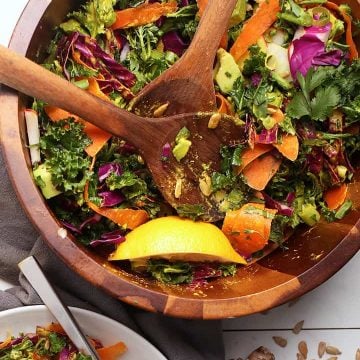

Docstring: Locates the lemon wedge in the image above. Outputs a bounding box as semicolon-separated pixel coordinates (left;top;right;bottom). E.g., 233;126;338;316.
109;216;246;264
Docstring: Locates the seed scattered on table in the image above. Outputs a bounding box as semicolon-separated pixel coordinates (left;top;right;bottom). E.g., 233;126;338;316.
293;320;305;334
296;353;305;360
272;336;287;348
326;357;338;360
356;348;360;360
298;340;308;359
326;345;342;355
246;346;275;360
318;341;326;358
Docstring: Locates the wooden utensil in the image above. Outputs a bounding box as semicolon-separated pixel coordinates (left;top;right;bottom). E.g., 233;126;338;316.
0;45;244;221
130;0;238;116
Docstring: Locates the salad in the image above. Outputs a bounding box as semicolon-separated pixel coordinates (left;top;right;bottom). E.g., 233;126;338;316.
0;323;126;360
28;0;360;286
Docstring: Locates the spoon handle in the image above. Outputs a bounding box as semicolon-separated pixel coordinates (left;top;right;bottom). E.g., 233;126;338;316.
18;256;100;360
0;45;152;143
178;0;238;75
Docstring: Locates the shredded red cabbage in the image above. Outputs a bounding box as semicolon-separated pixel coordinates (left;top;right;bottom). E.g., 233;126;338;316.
90;234;125;247
306;148;324;174
98;190;125;207
256;126;278;144
162;31;188;56
262;192;294;216
98;162;122;182
251;73;262;87
161;142;171;161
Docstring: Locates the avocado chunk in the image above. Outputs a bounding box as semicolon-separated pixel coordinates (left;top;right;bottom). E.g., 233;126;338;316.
299;203;320;226
173;138;192;162
214;48;242;94
229;0;247;27
33;163;62;199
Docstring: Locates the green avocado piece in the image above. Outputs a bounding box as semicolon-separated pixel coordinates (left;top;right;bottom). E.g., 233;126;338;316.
172;138;192;162
214;48;242;94
33;163;62;199
229;0;247;27
299;203;320;226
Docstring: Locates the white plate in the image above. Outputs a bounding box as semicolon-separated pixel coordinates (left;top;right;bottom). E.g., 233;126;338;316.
0;305;167;360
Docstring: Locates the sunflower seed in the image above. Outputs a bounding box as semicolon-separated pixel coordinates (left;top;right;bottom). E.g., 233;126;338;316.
326;345;342;355
356;348;360;360
318;341;326;358
298;341;308;359
293;320;305;334
208;113;222;129
272;336;287;347
153;102;169;117
326;357;338;360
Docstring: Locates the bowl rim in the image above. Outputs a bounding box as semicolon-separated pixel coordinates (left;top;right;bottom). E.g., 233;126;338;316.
0;0;359;320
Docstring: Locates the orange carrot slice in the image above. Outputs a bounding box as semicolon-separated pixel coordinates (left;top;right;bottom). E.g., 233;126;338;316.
235;143;273;174
230;0;281;62
242;153;282;191
45;323;66;335
97;342;127;360
324;183;348;210
271;108;285;124
222;203;277;256
112;2;178;29
84;183;149;229
215;93;233;115
273;134;299;161
325;2;358;61
0;337;12;350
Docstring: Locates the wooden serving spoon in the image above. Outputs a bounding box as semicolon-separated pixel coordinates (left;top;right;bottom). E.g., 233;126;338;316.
130;0;238;116
0;45;244;222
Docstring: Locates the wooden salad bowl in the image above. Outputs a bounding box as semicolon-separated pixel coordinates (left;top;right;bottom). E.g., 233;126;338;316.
0;0;359;319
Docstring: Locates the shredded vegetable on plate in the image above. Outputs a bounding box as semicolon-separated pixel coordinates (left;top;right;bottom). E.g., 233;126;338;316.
0;323;127;360
28;0;360;285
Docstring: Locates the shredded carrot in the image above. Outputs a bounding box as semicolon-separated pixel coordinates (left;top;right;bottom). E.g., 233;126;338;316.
235;143;273;174
271;108;285;124
84;183;149;229
112;1;178;29
97;341;127;360
215;93;233;115
324;183;348;210
325;2;358;61
273;134;299;161
222;203;277;256
45;323;66;335
44;78;112;157
242;153;282;191
230;0;281;62
0;337;12;350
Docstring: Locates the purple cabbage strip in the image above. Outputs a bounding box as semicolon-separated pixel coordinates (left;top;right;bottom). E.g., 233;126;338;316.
193;264;222;280
325;159;340;184
98;162;122;182
57;32;80;80
251;73;262;87
101;229;125;239
161;142;171;161
262;192;294;216
58;347;73;360
285;192;295;205
162;31;188;56
306;148;324;174
256;126;278;144
79;213;102;231
90;235;125;247
98;190;125;207
312;49;343;66
61;220;83;235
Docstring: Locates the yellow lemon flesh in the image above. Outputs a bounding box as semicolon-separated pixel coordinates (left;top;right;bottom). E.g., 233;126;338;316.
109;216;246;264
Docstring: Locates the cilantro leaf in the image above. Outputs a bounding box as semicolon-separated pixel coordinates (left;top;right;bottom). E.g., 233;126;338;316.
286;92;311;118
310;86;340;121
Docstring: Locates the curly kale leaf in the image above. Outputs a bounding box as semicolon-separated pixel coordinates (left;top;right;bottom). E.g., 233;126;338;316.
39;120;92;196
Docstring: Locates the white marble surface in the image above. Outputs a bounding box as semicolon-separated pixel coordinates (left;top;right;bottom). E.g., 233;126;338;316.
1;2;360;359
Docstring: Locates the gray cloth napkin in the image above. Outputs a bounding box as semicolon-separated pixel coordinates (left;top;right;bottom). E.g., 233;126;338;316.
0;150;225;360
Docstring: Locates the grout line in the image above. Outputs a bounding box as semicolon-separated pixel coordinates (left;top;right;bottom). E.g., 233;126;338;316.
223;327;360;332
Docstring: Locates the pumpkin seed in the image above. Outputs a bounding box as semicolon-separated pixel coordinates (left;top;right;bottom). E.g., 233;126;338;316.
272;336;287;348
318;341;326;358
208;113;222;129
153;102;169;117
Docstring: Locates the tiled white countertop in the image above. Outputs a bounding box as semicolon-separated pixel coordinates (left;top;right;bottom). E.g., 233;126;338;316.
1;2;359;359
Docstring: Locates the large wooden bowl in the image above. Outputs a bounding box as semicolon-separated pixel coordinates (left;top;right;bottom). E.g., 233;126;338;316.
1;0;359;319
